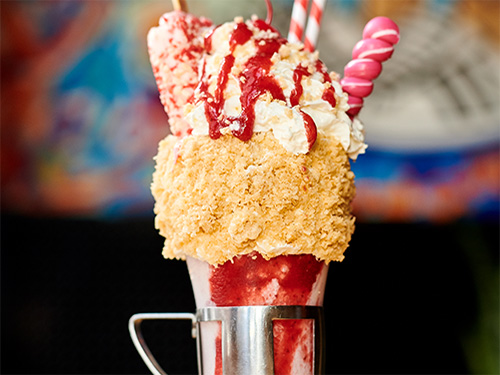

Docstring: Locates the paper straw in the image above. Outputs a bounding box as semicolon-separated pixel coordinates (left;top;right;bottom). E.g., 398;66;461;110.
288;0;309;43
172;0;188;12
304;0;326;51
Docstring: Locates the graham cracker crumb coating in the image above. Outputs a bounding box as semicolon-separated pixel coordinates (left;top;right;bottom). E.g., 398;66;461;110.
152;132;356;265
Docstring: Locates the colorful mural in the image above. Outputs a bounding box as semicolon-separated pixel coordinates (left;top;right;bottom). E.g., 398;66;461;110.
1;1;170;216
1;0;498;221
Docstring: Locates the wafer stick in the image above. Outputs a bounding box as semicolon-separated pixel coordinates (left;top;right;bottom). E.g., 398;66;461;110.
172;0;188;12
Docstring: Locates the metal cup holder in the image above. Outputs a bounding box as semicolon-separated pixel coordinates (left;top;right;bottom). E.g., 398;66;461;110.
129;305;325;375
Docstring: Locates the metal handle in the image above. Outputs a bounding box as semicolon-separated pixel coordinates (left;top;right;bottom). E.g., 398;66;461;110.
129;306;325;375
128;312;197;375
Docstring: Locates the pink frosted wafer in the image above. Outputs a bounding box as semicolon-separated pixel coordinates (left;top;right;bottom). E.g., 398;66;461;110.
147;11;213;137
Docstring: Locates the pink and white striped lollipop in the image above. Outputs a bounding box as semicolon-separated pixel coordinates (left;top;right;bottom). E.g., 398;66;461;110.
344;58;382;80
363;16;400;44
341;16;399;117
352;38;395;61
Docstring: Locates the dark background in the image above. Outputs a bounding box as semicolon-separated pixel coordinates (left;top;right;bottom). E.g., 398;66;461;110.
2;214;497;374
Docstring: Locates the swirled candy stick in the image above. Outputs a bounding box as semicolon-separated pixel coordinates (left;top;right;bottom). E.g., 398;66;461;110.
346;96;364;115
341;16;399;117
344;58;382;80
352;38;395;61
363;16;400;44
341;77;374;98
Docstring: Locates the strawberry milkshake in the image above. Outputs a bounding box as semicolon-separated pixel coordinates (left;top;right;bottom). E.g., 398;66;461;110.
146;7;397;375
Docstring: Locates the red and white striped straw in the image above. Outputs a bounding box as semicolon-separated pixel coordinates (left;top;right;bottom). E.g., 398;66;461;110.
304;0;326;51
288;0;309;43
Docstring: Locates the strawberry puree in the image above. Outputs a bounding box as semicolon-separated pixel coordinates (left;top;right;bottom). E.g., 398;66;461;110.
209;252;324;306
205;252;326;375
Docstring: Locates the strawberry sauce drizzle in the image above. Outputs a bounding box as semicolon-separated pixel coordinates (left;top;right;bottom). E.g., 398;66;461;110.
322;86;337;108
200;21;287;141
301;110;317;149
198;20;326;149
313;60;337;108
290;65;310;107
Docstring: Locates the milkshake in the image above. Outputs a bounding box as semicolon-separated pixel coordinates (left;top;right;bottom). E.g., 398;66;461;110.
147;8;391;374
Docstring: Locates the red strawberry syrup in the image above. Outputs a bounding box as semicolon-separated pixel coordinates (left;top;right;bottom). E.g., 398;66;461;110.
196;19;336;151
208;252;325;374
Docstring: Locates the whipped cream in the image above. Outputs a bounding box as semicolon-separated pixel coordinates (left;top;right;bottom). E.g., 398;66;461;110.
185;17;366;159
149;13;367;159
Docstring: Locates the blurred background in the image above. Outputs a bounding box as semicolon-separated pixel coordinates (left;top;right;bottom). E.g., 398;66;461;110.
1;0;498;374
